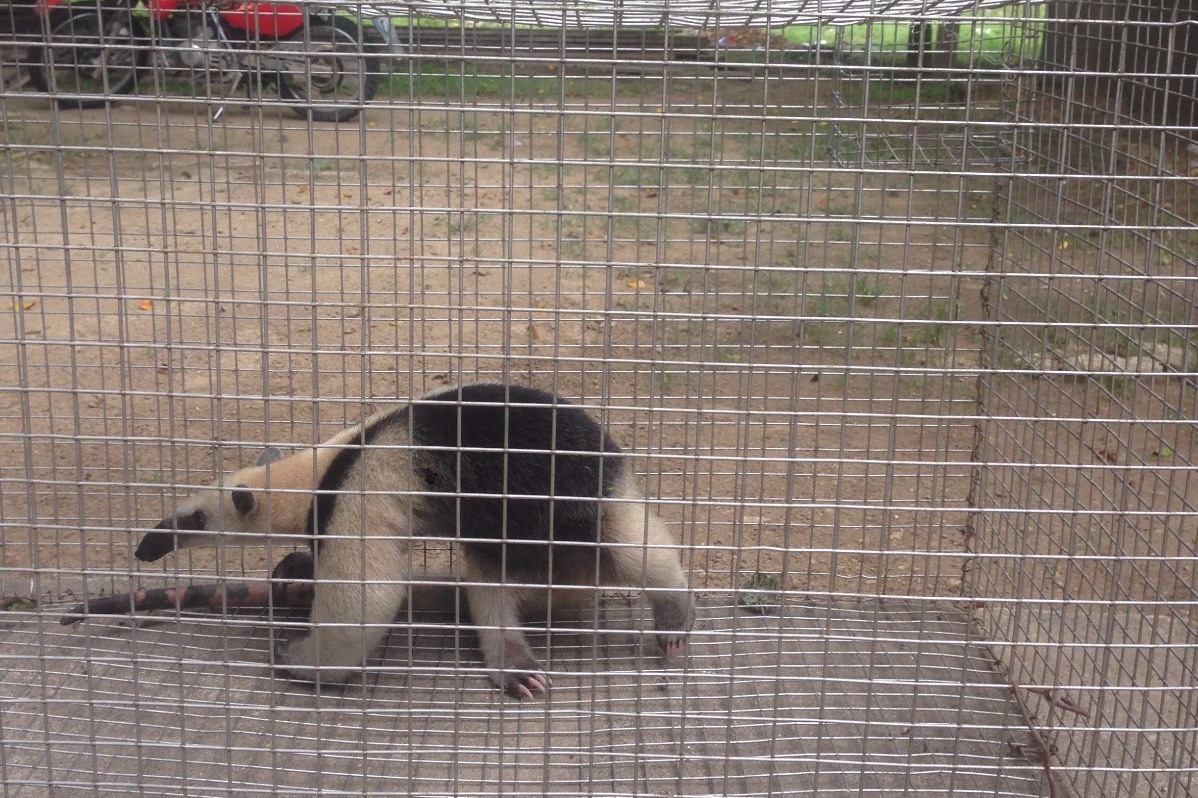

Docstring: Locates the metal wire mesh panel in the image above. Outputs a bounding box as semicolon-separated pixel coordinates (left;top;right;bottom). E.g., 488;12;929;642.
977;2;1198;798
0;0;1187;796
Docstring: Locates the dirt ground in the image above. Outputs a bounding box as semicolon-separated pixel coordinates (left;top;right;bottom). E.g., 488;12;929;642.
4;61;1193;798
1;79;992;605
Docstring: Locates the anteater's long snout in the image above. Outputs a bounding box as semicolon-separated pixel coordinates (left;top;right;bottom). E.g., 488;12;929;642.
134;526;178;562
135;509;207;561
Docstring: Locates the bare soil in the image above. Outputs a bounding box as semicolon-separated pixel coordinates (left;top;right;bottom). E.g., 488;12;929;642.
2;83;991;604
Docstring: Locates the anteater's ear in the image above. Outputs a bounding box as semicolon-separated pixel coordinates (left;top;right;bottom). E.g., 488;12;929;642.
256;447;284;467
231;485;256;516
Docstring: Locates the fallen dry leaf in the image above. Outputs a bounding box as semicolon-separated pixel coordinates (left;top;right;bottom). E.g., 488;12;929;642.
626;278;647;290
138;300;153;311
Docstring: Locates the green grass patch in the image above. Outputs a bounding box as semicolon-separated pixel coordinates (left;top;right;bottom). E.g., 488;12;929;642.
803;273;882;317
278;156;357;177
877;323;901;349
608;164;663;187
379;66;616;102
690;217;747;237
905;299;954;347
751;268;799;316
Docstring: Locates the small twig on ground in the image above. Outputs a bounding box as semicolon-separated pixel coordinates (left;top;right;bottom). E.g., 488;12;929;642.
1020;685;1092;719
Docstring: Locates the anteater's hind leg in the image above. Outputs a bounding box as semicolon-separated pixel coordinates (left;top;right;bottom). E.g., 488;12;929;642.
463;553;551;699
600;490;694;661
274;537;408;684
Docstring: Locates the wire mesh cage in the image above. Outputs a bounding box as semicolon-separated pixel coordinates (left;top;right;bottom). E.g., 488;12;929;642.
977;3;1198;798
0;1;1194;796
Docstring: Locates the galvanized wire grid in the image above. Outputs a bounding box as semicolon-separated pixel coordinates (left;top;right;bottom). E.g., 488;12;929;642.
0;0;1193;796
978;4;1198;798
3;599;1042;796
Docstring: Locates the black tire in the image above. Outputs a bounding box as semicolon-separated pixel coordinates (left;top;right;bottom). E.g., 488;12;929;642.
26;6;145;109
276;15;383;123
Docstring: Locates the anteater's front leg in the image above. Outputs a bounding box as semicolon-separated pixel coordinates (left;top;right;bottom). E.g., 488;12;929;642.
601;487;695;661
274;536;407;684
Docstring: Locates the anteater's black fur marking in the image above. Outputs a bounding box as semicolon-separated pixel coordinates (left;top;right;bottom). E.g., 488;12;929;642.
305;416;388;551
305;384;625;574
409;383;624;574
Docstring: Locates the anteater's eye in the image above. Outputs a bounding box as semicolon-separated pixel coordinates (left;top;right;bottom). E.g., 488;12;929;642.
175;509;207;531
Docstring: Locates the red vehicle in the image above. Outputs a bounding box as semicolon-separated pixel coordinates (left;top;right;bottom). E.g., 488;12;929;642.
27;0;386;122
